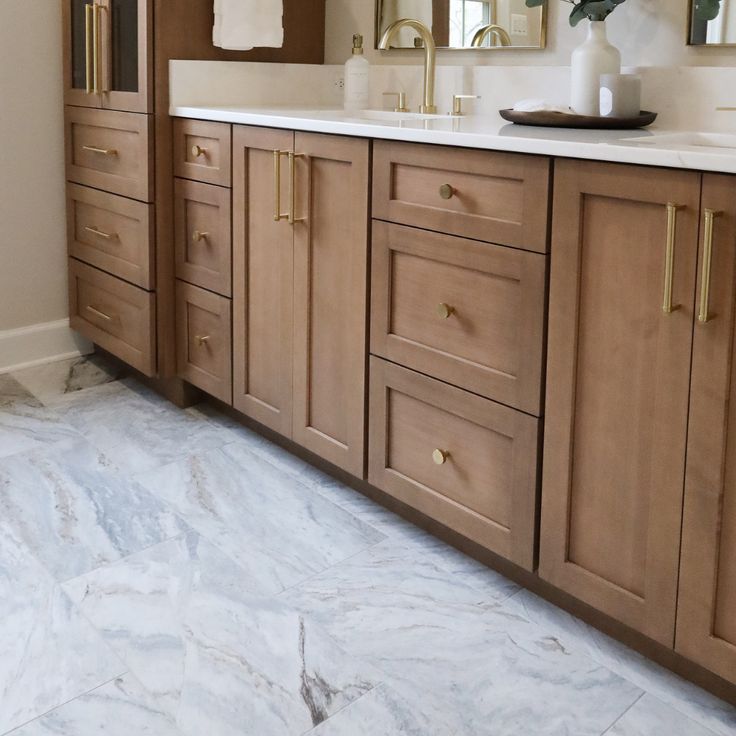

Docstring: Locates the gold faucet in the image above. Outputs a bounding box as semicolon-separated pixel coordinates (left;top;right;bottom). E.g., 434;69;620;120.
471;24;512;47
378;19;437;114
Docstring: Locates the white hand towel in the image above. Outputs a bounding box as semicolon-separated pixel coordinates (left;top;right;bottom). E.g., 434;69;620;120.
513;99;571;114
213;0;284;51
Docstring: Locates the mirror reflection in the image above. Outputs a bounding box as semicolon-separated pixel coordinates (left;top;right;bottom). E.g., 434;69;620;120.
689;0;736;45
375;0;547;49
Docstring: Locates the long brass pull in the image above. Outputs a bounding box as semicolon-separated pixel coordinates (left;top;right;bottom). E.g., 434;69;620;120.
698;209;723;324
288;152;306;226
663;203;684;314
84;226;116;240
86;305;113;322
85;4;94;94
273;150;289;222
82;145;118;156
92;3;100;95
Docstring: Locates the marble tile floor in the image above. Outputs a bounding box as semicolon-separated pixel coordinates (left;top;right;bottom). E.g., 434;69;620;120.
1;354;735;735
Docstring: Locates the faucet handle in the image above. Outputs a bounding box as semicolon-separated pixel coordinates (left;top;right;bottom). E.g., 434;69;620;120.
383;92;410;113
452;94;481;116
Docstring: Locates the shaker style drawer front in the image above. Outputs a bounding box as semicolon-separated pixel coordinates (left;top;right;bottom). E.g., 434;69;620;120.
67;184;154;289
369;358;539;570
174;179;232;296
65;107;153;202
373;140;551;253
174;119;232;187
69;259;156;376
176;281;232;404
371;222;547;415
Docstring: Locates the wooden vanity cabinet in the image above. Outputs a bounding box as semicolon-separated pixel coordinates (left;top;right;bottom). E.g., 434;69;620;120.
232;126;370;476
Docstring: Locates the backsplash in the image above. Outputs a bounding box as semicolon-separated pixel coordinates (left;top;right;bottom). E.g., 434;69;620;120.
171;60;736;132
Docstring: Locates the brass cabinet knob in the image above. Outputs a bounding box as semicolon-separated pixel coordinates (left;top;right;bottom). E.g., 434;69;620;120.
191;144;207;158
196;335;211;346
436;303;455;319
192;230;209;243
439;183;455;200
432;449;450;465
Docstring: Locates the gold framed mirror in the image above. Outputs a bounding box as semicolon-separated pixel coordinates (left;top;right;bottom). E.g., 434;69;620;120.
688;0;736;46
375;0;547;50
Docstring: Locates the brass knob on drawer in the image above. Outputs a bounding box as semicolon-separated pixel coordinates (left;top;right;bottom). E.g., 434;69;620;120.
192;230;209;243
432;449;450;465
436;303;455;319
191;144;208;158
196;335;211;347
439;183;455;200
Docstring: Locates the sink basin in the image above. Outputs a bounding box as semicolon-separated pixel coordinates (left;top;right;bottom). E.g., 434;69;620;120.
333;109;456;123
621;132;736;151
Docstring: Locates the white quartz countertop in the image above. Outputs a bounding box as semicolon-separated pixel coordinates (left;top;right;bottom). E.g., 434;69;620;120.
170;105;736;174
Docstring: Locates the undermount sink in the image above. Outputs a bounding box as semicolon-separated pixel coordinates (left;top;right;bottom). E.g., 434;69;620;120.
621;132;736;151
341;109;455;123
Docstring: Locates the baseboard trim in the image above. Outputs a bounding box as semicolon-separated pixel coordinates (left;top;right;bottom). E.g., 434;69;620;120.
0;319;93;375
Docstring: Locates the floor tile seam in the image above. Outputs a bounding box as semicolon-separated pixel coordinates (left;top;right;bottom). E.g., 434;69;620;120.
0;672;129;736
598;691;647;736
298;682;385;735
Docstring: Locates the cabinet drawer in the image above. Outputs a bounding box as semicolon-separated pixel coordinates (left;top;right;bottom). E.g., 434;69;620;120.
369;358;539;570
176;281;232;404
67;184;154;289
371;222;546;415
65;107;153;202
373;140;550;253
69;259;156;376
175;179;232;296
174;119;232;187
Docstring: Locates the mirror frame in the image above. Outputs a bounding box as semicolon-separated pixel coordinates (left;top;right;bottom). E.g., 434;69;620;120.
687;0;736;47
374;0;548;51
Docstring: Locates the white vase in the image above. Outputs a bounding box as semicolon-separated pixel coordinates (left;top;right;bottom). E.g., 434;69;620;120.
570;21;621;116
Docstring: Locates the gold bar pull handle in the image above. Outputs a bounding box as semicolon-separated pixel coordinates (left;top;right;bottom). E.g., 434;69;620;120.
92;2;100;95
85;4;94;94
82;145;118;156
84;225;116;240
86;305;113;322
273;150;289;222
288;152;306;226
663;203;684;314
698;208;723;324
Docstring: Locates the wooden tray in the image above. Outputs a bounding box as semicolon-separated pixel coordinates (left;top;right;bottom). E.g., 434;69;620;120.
499;109;658;130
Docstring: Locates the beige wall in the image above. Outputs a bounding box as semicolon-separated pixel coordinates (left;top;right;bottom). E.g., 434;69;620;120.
325;0;736;66
0;1;67;332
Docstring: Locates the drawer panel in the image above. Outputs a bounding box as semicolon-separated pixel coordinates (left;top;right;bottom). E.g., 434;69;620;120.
67;184;154;289
69;259;156;376
176;281;232;404
65;107;153;202
371;221;547;415
175;178;232;296
369;358;539;570
373;140;550;252
174;119;232;187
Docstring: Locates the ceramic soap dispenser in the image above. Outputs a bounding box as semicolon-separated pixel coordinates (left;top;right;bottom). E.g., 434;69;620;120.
344;34;370;112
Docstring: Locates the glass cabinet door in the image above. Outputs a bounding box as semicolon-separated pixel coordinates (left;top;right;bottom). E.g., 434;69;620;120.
64;0;102;107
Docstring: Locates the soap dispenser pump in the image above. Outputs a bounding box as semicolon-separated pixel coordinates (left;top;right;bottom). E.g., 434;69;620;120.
344;34;370;112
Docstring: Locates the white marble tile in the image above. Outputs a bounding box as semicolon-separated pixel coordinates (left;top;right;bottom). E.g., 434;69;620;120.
134;442;385;596
12;354;127;405
607;694;720;736
0;438;187;582
281;538;642;735
505;590;736;736
63;534;380;736
0;525;125;734
50;381;237;473
0;374;81;459
307;683;450;736
10;674;182;736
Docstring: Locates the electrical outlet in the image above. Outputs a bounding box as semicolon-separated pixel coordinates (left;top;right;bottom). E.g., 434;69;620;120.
334;77;345;89
511;13;528;36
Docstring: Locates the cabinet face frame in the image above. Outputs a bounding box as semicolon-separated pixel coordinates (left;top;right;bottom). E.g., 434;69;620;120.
677;173;736;684
291;132;370;477
232;125;295;436
540;159;702;645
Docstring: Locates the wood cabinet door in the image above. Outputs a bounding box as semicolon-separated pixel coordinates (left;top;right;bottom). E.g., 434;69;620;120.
292;133;370;476
98;0;152;113
63;0;103;108
677;174;736;683
232;126;295;436
540;160;701;645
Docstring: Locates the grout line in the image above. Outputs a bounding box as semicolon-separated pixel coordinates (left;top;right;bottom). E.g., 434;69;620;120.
599;691;646;736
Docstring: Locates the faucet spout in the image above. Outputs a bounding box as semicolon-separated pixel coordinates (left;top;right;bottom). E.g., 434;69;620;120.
378;19;437;114
471;24;512;47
